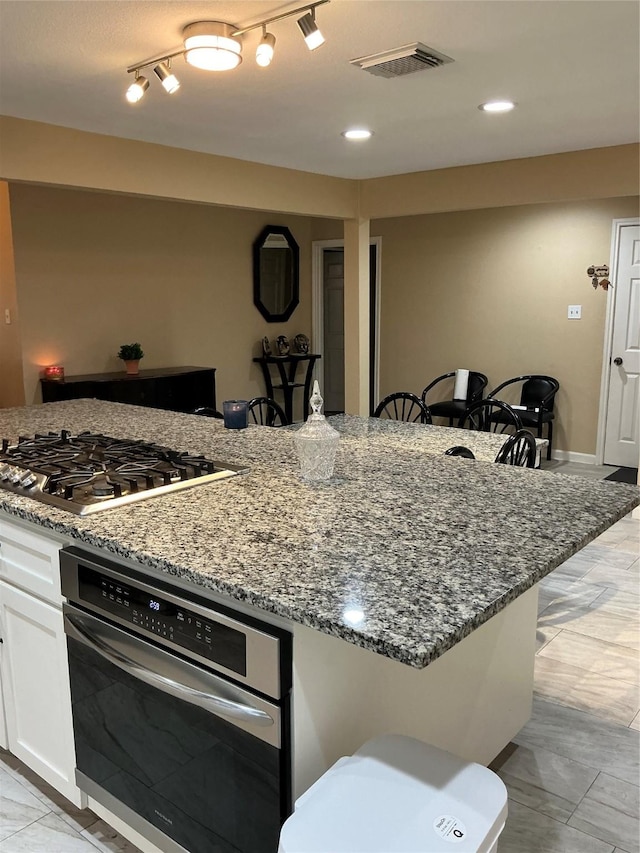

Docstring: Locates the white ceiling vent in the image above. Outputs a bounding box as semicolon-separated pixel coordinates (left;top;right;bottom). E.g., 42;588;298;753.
350;43;453;79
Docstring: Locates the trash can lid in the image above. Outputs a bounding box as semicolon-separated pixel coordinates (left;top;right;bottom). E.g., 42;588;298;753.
279;734;508;853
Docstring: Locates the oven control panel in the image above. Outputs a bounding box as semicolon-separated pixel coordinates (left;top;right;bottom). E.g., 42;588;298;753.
80;566;247;676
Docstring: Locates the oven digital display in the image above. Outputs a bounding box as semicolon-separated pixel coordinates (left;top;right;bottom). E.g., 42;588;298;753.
77;565;247;676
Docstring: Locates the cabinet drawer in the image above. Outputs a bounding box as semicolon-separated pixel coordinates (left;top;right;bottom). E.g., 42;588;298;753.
0;519;64;604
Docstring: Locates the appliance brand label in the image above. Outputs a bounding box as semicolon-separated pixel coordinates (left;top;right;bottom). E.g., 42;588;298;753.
154;809;174;826
433;814;466;842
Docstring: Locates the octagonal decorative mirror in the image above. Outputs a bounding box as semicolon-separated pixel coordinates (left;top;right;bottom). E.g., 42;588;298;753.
253;226;299;322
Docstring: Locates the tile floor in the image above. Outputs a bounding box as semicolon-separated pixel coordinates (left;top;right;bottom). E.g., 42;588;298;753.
0;747;140;852
0;461;637;852
492;458;639;853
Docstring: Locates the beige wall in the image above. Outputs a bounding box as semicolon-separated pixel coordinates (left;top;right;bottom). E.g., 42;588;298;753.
9;184;321;415
0;117;358;219
361;145;639;219
0;182;25;407
375;197;639;454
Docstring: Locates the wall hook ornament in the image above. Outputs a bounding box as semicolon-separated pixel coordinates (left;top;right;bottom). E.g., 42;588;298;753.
587;265;611;290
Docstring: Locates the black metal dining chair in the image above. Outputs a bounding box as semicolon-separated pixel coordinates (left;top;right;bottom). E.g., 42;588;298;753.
458;399;522;433
247;397;289;427
494;429;537;468
190;407;223;418
444;446;476;459
373;392;432;424
487;375;559;460
421;371;488;426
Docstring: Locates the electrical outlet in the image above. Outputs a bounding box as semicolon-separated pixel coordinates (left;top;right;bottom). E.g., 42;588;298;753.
568;305;582;319
4;309;10;325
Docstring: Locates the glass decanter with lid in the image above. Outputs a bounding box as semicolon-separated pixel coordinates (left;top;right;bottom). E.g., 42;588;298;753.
293;381;339;481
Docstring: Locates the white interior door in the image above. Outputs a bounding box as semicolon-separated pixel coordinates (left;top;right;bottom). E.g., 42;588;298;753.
603;222;640;468
312;238;381;416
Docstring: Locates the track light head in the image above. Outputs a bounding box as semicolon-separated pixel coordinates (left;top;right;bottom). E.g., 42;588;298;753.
183;22;243;71
154;61;180;94
297;10;324;50
256;30;276;67
126;73;149;104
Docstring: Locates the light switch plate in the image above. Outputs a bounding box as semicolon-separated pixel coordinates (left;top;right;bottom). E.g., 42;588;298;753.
568;305;582;319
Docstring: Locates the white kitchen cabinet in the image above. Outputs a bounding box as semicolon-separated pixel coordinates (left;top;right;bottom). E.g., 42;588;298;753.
0;641;7;750
0;517;83;807
0;517;64;602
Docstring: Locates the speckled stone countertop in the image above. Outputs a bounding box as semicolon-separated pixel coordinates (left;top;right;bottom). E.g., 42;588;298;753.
0;400;638;669
322;414;548;461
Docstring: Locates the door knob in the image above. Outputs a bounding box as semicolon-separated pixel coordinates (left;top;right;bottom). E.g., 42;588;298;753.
613;357;623;366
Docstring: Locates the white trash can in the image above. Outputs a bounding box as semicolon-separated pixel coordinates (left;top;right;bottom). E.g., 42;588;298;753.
279;734;507;853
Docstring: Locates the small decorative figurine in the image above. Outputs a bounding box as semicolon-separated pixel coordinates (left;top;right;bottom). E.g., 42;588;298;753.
262;336;272;356
293;333;310;354
276;335;290;356
587;264;611;291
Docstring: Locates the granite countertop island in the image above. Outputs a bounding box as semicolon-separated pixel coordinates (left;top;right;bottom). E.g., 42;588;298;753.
0;399;638;670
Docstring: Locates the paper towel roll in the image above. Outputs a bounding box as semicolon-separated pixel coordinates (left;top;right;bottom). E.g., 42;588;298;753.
453;369;469;401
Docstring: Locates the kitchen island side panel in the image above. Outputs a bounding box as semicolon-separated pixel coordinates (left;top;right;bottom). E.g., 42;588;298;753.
291;586;537;798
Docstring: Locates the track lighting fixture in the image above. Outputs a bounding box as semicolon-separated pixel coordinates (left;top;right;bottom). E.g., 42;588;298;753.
125;71;149;104
153;61;180;94
256;28;276;67
124;0;329;103
297;9;325;50
183;22;243;71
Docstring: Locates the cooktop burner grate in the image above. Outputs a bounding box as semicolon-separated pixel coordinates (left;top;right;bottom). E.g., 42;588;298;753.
0;431;248;515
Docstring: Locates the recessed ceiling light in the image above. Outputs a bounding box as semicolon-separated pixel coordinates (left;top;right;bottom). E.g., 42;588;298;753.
478;100;516;113
342;129;373;140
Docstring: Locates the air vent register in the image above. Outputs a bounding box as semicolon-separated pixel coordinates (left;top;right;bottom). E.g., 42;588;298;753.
350;42;454;79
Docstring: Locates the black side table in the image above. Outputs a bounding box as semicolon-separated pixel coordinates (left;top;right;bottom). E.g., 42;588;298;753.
253;354;321;423
40;366;216;413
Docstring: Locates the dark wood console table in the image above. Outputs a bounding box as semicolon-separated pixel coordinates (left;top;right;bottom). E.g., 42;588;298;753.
40;366;216;414
252;354;321;423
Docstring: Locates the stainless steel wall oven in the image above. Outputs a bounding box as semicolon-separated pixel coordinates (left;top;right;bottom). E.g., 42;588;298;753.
60;546;292;853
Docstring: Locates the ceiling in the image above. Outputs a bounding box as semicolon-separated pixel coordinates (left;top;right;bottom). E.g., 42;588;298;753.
0;0;638;180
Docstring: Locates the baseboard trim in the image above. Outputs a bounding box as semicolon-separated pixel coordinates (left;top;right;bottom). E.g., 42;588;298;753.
551;450;597;465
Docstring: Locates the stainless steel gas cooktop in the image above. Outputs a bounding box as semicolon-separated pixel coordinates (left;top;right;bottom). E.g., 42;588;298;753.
0;431;248;515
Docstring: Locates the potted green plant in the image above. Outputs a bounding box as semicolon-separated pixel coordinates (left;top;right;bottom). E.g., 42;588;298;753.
118;343;144;375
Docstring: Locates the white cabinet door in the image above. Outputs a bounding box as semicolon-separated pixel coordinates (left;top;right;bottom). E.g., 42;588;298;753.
0;580;83;806
0;518;66;604
0;637;7;749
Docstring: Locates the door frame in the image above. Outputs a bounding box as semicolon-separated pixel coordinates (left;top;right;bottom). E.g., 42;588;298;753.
311;237;382;411
595;217;640;466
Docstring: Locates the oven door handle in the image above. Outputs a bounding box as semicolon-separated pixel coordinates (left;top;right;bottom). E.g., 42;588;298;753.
65;611;275;728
